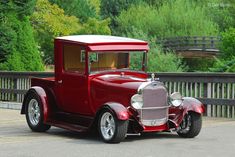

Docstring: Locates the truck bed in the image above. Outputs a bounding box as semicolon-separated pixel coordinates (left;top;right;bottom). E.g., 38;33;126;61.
31;77;55;89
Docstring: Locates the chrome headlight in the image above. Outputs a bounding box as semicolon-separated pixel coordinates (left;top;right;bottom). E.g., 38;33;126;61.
131;94;143;109
170;92;183;107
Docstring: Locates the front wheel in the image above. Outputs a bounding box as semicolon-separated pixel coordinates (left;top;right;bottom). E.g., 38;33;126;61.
177;112;202;138
25;91;51;132
98;109;128;143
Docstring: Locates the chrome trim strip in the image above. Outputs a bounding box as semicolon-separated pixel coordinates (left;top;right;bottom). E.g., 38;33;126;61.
140;106;170;110
141;118;167;126
137;81;152;93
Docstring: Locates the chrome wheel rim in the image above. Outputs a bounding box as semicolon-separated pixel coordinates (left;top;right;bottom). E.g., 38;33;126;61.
28;99;40;126
178;114;191;134
100;112;115;140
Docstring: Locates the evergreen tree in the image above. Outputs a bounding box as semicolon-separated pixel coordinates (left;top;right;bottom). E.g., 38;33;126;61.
0;0;44;71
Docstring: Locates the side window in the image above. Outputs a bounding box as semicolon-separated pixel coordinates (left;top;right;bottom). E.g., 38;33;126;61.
63;44;85;73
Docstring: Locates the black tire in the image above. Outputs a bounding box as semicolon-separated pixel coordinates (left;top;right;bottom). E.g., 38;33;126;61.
25;91;51;132
98;109;128;143
177;112;202;138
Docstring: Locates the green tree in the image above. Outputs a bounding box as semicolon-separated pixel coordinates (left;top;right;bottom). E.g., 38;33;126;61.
210;57;235;72
204;0;235;31
31;0;81;64
148;47;188;72
100;0;142;33
123;28;187;72
0;1;43;71
220;27;235;59
88;0;100;15
49;0;96;22
33;0;111;64
78;18;111;35
210;27;235;72
116;0;219;38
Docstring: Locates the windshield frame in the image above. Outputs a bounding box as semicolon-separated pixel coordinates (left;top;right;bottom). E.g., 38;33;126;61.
87;50;147;74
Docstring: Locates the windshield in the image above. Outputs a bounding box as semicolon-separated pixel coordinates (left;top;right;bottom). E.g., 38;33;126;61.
88;51;147;73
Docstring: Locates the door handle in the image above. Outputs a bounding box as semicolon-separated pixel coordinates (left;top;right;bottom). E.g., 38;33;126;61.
58;80;63;84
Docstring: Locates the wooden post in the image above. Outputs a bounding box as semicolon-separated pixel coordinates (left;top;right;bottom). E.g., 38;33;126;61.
206;83;212;117
232;83;235;118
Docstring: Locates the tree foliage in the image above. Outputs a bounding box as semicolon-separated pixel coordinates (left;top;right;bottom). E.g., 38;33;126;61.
210;57;235;72
116;0;219;38
0;0;234;72
88;0;100;15
220;27;235;59
78;18;111;35
148;47;188;72
49;0;96;22
123;28;187;72
210;27;235;72
31;0;81;64
204;0;235;32
33;0;111;64
100;0;142;32
0;0;43;71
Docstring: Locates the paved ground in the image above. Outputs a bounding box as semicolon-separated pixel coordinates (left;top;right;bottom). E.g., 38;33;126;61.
1;108;235;157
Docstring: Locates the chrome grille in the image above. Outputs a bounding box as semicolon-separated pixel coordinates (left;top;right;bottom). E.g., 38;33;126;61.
140;83;168;126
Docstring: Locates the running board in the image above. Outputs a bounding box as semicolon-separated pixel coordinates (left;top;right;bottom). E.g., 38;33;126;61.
126;133;141;136
46;120;88;132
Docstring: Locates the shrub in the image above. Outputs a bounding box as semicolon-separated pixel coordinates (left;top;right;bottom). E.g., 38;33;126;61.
220;27;235;59
118;26;188;72
210;57;235;72
210;27;235;72
148;47;188;72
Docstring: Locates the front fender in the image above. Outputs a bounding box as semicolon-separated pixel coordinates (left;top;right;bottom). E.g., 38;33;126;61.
182;97;205;115
169;97;204;128
21;86;50;123
103;102;129;120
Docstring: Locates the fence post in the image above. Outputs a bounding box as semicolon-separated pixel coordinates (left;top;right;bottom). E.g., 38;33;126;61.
202;36;206;51
16;78;21;102
205;83;212;117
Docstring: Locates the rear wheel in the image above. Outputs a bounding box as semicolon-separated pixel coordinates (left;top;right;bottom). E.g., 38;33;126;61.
25;91;51;132
98;109;128;143
177;112;202;138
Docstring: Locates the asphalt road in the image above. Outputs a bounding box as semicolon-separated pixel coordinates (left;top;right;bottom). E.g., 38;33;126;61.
1;108;235;157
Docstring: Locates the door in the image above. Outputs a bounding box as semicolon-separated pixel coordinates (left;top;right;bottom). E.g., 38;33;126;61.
57;43;92;115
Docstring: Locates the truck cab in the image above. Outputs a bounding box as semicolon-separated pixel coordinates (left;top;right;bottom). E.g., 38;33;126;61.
21;35;204;143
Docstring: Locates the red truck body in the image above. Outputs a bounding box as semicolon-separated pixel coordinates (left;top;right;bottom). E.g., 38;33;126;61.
21;35;204;143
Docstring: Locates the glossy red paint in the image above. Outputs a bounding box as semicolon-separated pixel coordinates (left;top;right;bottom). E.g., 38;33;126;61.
182;97;205;114
103;103;129;120
89;71;148;113
27;87;50;123
143;124;169;132
168;97;205;127
21;35;204;138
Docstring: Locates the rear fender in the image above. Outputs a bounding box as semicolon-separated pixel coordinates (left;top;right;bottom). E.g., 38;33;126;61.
100;102;129;120
21;86;50;123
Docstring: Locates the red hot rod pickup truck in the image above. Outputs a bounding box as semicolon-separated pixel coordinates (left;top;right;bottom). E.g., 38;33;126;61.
21;35;204;143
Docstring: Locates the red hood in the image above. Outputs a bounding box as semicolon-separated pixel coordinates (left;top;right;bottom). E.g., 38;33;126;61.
92;74;147;90
90;72;148;109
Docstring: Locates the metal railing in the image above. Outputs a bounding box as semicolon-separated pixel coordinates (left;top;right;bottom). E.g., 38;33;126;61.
0;71;235;118
157;36;221;53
